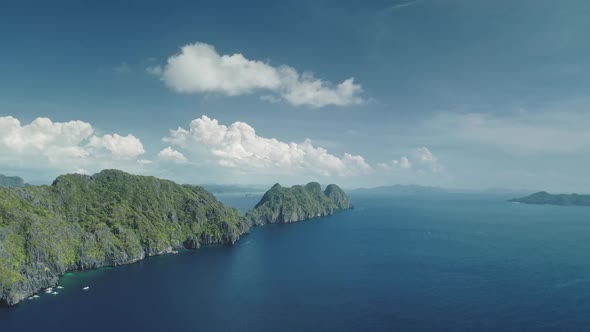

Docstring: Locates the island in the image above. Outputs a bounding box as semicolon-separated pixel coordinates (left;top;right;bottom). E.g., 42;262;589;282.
245;182;352;225
0;175;25;188
351;184;447;195
509;191;590;206
0;170;352;306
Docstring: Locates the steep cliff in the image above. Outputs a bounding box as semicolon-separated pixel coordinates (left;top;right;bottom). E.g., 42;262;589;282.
0;173;352;306
0;170;245;305
245;182;352;225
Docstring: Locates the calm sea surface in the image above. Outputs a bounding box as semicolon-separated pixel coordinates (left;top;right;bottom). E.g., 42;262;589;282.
3;193;590;331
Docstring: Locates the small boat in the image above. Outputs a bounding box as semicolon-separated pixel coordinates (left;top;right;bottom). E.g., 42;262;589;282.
83;286;90;290
57;286;64;289
44;288;53;293
52;292;59;295
33;295;40;298
28;297;34;300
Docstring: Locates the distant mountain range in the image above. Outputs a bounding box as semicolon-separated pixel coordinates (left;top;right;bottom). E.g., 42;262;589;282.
509;191;590;206
351;184;448;195
198;184;267;194
351;184;534;196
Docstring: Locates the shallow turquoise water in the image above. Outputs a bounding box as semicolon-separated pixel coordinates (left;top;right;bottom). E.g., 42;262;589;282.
3;193;590;331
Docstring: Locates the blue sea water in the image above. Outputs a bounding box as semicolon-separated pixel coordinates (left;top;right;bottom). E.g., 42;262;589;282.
3;193;590;331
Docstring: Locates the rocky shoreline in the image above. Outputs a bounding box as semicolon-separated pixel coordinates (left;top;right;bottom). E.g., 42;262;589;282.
0;171;352;306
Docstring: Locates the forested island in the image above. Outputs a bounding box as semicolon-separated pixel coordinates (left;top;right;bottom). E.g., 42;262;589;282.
0;175;24;188
509;191;590;206
0;170;351;306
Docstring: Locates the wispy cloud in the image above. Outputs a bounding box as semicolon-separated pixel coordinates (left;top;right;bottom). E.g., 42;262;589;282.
383;0;420;13
429;110;590;154
113;62;131;74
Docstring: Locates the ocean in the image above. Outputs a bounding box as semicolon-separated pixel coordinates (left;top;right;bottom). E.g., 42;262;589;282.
3;193;590;331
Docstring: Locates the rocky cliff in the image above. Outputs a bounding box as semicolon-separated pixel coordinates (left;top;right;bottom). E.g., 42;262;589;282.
245;182;352;225
0;170;246;306
0;173;352;306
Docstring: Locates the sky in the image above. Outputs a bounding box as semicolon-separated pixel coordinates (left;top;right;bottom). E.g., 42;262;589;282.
1;0;590;191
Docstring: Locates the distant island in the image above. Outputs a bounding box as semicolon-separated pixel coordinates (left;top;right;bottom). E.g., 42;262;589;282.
199;184;266;194
246;182;352;224
352;184;534;196
0;174;25;188
0;170;351;306
509;191;590;206
352;184;448;195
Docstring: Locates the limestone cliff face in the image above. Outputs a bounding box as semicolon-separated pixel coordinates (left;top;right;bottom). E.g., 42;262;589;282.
245;182;352;225
0;173;351;306
0;170;246;306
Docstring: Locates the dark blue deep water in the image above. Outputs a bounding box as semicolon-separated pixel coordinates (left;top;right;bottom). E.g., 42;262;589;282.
3;193;590;331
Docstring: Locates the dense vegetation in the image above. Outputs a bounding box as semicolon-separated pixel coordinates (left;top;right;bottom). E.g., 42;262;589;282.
0;175;24;188
0;170;245;305
0;171;352;306
510;191;590;206
245;182;352;224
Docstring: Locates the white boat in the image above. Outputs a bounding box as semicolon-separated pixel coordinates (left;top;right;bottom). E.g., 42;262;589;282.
28;297;33;300
57;286;64;289
83;286;90;290
44;288;53;293
52;292;58;295
33;295;40;298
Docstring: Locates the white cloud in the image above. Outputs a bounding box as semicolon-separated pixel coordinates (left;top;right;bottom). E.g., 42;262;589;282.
75;168;90;175
151;42;364;108
416;147;436;162
377;156;412;171
163;115;371;176
158;147;187;163
414;147;443;172
378;148;443;173
278;68;364;108
0;116;146;172
88;134;145;159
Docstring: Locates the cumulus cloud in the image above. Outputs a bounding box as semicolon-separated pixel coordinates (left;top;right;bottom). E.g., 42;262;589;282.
158;147;187;163
377;156;412;171
88;134;145;159
163;115;371;176
0;116;146;171
414;147;443;172
150;42;364;108
379;148;443;173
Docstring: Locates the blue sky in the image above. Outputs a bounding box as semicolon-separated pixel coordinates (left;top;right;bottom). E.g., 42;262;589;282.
1;0;589;191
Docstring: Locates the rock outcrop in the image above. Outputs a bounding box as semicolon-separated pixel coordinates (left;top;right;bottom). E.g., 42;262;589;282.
0;173;352;306
0;170;245;305
245;182;352;225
